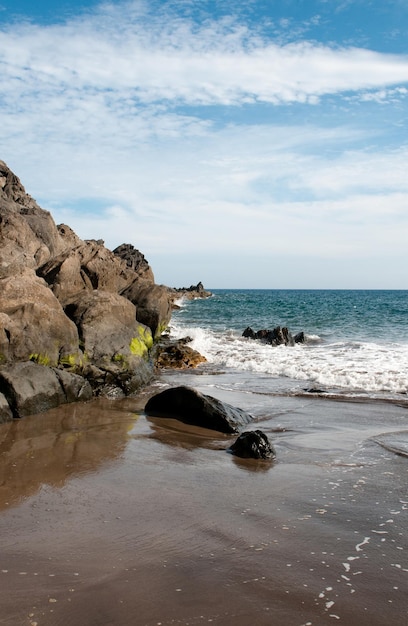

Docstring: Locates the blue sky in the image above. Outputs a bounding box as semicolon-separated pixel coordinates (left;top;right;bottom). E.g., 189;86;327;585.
1;1;408;288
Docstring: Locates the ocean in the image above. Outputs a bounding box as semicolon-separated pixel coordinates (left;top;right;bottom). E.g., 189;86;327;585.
170;289;408;400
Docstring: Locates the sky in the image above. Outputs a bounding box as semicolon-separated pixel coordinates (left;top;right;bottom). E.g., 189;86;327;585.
1;1;408;289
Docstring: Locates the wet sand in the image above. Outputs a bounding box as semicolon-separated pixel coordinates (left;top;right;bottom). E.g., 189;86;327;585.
1;376;408;626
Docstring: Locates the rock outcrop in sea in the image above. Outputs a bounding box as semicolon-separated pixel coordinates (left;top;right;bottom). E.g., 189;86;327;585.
243;326;305;346
0;160;209;421
171;281;212;300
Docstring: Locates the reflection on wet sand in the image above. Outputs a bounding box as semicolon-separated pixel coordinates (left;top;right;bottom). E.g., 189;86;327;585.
146;417;276;472
146;415;232;451
0;399;142;511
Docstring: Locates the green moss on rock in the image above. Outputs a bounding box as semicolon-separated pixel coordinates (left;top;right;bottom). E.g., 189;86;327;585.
155;322;169;339
129;337;148;358
29;353;53;366
139;325;154;349
129;325;154;359
59;353;83;369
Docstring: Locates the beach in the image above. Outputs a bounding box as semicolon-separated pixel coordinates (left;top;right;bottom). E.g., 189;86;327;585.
1;368;407;626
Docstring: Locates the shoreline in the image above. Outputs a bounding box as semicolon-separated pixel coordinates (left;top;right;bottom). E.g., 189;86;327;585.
1;375;408;625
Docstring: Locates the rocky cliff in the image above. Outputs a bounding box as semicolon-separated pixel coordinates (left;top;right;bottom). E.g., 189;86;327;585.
0;160;177;420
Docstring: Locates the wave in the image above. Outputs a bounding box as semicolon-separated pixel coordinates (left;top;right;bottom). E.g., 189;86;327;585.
169;322;408;397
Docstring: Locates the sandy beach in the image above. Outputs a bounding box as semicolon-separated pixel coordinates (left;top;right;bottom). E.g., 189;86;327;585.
1;372;408;626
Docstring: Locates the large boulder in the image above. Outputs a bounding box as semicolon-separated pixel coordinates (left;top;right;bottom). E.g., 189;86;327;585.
0;267;80;366
121;281;173;339
0;361;92;418
64;290;153;365
144;386;253;434
64;290;154;394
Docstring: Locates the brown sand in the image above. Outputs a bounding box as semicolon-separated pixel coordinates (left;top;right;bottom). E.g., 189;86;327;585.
0;382;407;626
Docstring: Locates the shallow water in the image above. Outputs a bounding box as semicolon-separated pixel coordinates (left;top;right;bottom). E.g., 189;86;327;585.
171;289;408;398
1;372;407;626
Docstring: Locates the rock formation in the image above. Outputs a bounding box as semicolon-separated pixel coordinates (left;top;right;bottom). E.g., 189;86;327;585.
243;326;305;346
0;361;92;420
170;281;212;301
0;159;182;418
144;385;253;434
153;337;207;369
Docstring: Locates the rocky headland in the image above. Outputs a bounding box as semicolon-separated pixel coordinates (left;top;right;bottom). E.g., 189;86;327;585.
0;160;209;421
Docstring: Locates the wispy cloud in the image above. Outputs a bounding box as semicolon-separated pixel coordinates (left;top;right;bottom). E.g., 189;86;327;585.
1;0;407;287
2;2;408;110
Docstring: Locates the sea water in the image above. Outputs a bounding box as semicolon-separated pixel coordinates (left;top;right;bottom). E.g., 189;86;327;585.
170;289;408;399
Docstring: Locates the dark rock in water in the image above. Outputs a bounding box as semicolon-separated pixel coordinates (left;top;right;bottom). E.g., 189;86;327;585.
242;326;256;339
294;331;305;344
304;387;326;394
243;326;295;346
171;281;212;301
228;430;276;460
144;385;253;434
243;326;306;346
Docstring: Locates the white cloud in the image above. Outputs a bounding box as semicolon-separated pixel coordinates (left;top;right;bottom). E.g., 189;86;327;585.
1;0;408;287
35;123;408;262
1;3;408;112
356;86;408;103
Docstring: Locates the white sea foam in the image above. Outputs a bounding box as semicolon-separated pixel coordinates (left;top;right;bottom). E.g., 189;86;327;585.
170;322;408;396
172;296;187;308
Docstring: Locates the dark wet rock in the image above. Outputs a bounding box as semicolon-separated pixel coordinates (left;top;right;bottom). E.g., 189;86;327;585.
0;361;92;418
83;359;153;397
53;368;93;404
144;385;253;434
242;326;256;339
294;331;305;344
243;326;305;346
304;387;327;394
228;430;276;460
243;326;295;346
